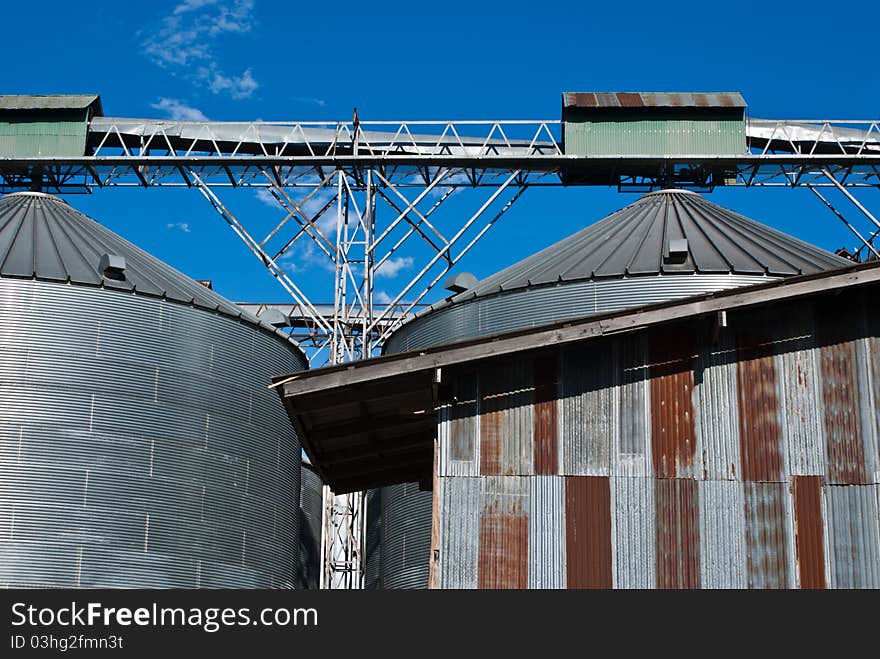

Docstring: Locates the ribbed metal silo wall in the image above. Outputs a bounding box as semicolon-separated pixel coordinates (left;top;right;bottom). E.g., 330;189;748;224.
0;278;306;588
298;463;323;589
364;483;433;589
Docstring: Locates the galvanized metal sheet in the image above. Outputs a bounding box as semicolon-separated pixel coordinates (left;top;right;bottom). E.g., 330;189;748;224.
792;475;827;589
824;484;880;588
562;92;747;109
612;477;656;588
698;480;746;588
528;476;565;589
479;360;533;476
561;344;614;476
695;336;740;481
479;476;529;589
654;478;700;588
438;476;480;589
439;372;479;477
743;481;793;588
0;276;305;589
532;354;559;475
615;335;651;478
565;476;612;588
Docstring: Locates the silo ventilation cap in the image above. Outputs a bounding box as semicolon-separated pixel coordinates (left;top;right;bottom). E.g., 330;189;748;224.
665;239;689;264
99;253;127;280
444;272;478;294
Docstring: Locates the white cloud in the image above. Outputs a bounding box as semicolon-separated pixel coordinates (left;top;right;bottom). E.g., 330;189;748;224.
292;96;327;107
256;187;339;238
142;0;258;99
150;98;208;121
166;222;192;233
374;290;393;305
376;256;414;279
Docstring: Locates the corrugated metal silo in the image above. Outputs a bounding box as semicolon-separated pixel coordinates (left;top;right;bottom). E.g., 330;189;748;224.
0;191;307;588
298;461;323;589
373;189;851;589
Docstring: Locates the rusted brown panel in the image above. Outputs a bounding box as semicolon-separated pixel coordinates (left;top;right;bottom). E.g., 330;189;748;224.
793;475;827;589
816;309;867;484
450;373;478;463
743;482;791;588
563;92;597;108
478;513;528;589
564;476;612;588
736;337;784;482
616;92;644;108
654;478;700;589
533;353;558;475
479;367;503;476
649;327;697;479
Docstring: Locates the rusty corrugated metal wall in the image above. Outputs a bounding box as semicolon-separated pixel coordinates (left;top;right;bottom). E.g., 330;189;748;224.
434;287;880;588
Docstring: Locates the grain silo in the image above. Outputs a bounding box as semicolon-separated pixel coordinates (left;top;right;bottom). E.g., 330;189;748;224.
360;189;856;589
298;461;323;589
0;191;307;588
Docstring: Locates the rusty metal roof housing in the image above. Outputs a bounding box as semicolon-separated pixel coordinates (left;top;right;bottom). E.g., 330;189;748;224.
275;260;880;493
0;94;103;115
563;92;746;109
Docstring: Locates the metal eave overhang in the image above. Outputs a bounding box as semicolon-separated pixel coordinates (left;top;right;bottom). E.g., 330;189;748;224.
274;260;880;493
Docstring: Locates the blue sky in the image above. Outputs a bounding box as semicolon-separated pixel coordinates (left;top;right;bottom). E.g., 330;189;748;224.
2;0;878;304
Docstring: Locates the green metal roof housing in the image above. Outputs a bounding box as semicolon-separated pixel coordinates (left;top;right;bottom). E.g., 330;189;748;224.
0;94;102;158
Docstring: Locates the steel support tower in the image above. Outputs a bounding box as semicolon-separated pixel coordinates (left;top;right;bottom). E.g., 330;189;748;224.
2;114;879;589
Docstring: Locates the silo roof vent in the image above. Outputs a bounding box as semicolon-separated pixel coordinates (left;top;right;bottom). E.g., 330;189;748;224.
444;272;478;294
99;253;126;280
665;238;689;265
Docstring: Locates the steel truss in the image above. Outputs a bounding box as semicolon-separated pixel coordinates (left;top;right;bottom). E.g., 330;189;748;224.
2;116;880;589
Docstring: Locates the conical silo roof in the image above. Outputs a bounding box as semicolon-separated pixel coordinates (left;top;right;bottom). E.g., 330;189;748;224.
454;189;850;302
0;191;282;334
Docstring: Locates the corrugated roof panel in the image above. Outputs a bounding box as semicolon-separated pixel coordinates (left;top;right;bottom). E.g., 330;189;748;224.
825;484;880;588
0;94;102;113
563;92;747;109
0;192;292;340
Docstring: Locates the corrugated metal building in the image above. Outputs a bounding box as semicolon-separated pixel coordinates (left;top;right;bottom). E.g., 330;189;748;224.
277;193;879;589
0;95;102;157
0;191;308;588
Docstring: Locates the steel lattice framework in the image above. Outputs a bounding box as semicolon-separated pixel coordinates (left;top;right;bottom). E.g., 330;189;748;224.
1;115;879;589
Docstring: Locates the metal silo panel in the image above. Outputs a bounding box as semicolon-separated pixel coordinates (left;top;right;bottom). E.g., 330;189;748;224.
792;476;827;588
743;481;793;588
479;361;533;476
615;335;651;478
564;476;612;588
438;476;479;589
654;478;700;589
478;476;528;589
649;329;698;480
379;481;433;589
528;476;565;589
824;485;880;588
0;277;305;589
694;336;740;481
299;465;324;589
560;344;614;476
613;477;655;589
698;480;746;588
439;372;479;477
364;488;382;590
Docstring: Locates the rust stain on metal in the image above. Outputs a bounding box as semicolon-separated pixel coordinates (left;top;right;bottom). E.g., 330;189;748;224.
478;505;528;589
736;337;784;482
744;482;790;588
479;368;503;476
654;478;700;589
533;353;558;475
817;309;867;485
649;327;697;479
564;476;612;588
616;92;644;108
793;475;827;589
